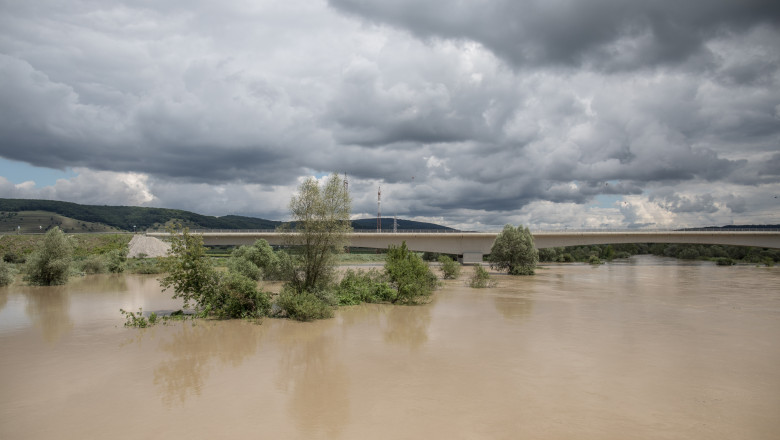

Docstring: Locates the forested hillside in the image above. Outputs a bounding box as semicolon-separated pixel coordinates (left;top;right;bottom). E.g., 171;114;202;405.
0;198;455;232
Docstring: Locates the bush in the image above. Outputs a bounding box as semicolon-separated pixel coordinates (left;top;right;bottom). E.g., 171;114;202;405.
80;255;108;274
588;255;603;265
23;227;73;285
715;257;736;266
127;257;164;274
0;260;15;286
385;242;438;304
438;255;461;279
210;272;271;319
227;255;262;281
469;265;493;288
422;251;441;262
275;285;334;321
336;269;395;305
105;248;127;273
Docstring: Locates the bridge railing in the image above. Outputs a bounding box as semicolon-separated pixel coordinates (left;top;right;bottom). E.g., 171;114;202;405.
146;227;780;234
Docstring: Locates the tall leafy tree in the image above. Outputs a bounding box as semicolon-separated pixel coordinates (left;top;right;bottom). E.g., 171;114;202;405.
280;173;352;293
488;224;539;275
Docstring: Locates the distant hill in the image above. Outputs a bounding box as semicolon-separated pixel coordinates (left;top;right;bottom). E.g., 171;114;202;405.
0;198;454;232
352;218;456;231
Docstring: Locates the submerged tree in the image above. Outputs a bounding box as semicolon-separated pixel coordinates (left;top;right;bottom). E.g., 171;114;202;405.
487;224;539;275
23;227;73;285
279;173;352;293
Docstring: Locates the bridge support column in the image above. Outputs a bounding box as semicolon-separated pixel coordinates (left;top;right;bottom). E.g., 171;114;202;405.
461;252;484;265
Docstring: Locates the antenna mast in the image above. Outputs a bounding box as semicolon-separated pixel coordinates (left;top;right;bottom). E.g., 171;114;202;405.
377;186;382;232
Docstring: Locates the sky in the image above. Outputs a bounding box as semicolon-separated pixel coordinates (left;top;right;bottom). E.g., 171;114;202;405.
0;0;778;230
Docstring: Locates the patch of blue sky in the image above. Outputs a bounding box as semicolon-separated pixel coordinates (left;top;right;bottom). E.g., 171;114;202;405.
0;158;77;187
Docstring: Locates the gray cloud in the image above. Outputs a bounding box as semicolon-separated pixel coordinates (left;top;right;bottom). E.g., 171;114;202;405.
328;0;780;71
0;0;778;229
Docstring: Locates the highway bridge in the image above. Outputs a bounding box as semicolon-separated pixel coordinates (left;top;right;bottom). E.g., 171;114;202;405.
147;229;780;264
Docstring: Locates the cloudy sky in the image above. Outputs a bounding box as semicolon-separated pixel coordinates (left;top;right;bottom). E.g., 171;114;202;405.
1;0;778;230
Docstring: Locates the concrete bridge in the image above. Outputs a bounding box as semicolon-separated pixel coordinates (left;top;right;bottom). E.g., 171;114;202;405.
147;229;780;264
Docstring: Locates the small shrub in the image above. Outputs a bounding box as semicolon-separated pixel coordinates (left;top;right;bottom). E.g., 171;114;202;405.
438;255;461;279
80;255;108;274
469;265;494;288
715;257;736;266
422;252;441;262
106;248;127;273
336;269;395;305
120;308;150;328
275;286;334;321
210;272;271;319
0;260;15;286
588;255;603;265
385;242;438;304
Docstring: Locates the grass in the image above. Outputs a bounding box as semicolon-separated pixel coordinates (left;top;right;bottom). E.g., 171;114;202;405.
0;233;132;261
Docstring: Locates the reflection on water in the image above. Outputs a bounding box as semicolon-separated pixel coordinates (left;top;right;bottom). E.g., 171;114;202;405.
276;320;350;438
24;286;73;343
382;304;431;349
1;259;780;439
153;321;265;406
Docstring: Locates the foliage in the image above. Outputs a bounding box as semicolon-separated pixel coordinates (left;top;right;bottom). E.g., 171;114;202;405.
79;254;107;274
227;255;262;281
488;224;539;275
384;242;438;304
23;227;73;285
120;308;152;328
0;259;15;286
335;269;395;305
469;265;494;288
126;257;164;274
159;226;220;309
588;255;603;265
422;251;441;261
715;257;736;266
158;226;271;319
3;252;25;264
105;248;127;273
226;239;281;281
274;285;334;321
209;272;271;319
438;255;461;279
280;173;352;293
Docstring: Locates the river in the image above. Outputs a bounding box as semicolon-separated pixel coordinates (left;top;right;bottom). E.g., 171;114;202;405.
1;256;779;439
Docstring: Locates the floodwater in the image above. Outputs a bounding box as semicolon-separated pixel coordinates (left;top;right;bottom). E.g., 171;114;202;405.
1;256;779;439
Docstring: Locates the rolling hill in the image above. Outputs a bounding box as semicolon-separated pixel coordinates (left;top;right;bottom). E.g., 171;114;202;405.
0;198;455;233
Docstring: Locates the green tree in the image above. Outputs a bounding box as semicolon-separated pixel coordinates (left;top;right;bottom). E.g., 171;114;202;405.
23;227;73;285
159;226;220;309
280;173;352;293
385;242;438;304
0;259;15;286
487;224;539;275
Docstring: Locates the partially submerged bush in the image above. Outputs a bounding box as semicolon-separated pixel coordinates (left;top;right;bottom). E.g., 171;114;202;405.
209;272;271;319
469;265;494;288
385;242;438;304
715;257;736;266
275;285;334;321
336;268;395;305
227;255;262;281
438;255;461;279
23;227;73;285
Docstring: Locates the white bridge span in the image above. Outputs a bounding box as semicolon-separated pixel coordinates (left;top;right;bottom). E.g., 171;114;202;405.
147;230;780;264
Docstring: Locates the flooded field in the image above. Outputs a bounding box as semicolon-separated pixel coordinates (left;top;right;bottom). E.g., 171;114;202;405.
1;256;779;439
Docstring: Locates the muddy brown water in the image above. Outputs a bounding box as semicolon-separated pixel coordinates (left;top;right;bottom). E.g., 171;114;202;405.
1;256;779;439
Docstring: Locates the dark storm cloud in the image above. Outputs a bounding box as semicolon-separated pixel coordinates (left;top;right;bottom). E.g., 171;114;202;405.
328;0;780;71
0;0;778;228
